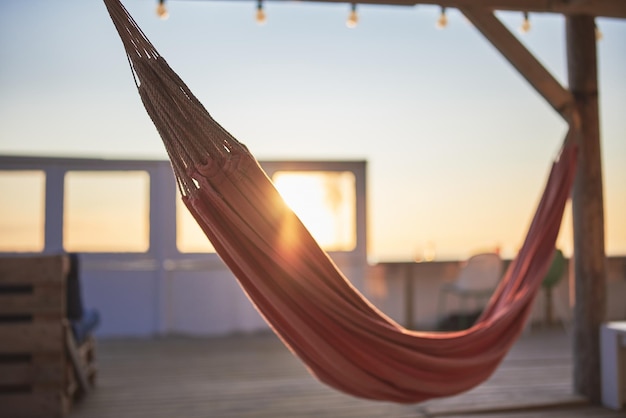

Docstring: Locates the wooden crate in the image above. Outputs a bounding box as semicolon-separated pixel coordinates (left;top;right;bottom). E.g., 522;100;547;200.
0;255;96;418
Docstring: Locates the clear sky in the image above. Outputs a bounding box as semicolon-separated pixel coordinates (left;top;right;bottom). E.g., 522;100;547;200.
1;0;624;261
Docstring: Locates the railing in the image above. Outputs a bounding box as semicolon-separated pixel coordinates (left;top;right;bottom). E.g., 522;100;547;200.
368;256;626;331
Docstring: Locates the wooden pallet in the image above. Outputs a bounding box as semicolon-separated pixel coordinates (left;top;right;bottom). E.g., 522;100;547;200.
0;255;97;418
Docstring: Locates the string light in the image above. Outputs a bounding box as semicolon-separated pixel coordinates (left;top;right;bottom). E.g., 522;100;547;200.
435;7;448;29
156;0;169;20
595;23;603;41
346;4;358;29
256;0;267;25
519;12;531;34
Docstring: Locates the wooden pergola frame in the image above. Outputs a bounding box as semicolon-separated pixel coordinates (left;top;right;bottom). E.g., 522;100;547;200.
276;0;626;18
176;0;625;404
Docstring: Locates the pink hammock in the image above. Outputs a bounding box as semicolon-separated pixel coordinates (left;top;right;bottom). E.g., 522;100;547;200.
104;0;578;403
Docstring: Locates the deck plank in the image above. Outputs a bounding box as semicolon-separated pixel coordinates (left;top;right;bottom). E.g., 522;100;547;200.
68;330;623;418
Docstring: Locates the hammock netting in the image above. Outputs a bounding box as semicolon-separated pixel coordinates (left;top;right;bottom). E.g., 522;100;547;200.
104;0;578;404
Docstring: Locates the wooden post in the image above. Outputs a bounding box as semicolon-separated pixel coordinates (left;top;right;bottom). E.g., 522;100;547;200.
566;15;607;404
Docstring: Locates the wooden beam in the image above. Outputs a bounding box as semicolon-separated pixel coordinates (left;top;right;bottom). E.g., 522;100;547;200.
459;7;574;121
222;0;626;19
566;14;606;405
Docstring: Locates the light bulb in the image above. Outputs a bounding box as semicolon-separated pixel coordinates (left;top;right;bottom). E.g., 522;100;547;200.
346;5;358;29
256;8;266;24
520;12;531;34
595;24;603;41
436;7;447;29
156;0;169;20
256;1;267;25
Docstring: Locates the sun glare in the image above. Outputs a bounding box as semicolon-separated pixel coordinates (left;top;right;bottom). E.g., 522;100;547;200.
273;171;356;251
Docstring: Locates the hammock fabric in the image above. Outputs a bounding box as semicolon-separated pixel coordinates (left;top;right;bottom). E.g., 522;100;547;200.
104;0;578;404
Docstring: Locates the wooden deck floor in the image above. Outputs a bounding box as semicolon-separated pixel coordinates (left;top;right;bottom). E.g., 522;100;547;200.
69;329;622;418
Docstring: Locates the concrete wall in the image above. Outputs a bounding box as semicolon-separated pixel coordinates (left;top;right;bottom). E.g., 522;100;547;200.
79;254;368;337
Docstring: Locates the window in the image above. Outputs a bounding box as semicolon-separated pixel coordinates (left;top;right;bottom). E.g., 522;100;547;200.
273;171;356;251
176;193;216;253
0;171;45;252
176;170;357;253
63;171;150;252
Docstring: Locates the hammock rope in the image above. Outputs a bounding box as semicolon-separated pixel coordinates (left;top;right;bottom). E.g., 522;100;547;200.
103;0;578;403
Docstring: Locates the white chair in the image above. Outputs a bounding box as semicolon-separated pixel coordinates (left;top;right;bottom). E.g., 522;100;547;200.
438;253;503;329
